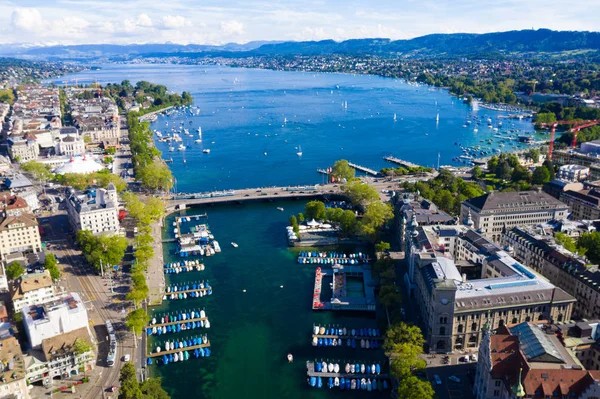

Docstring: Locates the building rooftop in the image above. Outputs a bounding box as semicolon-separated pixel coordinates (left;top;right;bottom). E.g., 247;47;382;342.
11;270;52;303
464;190;568;212
40;327;92;362
4;173;33;190
0;336;27;385
0;212;38;231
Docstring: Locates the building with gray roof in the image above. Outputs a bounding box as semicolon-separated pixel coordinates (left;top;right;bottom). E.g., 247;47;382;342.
405;219;575;354
65;184;119;235
460;190;569;242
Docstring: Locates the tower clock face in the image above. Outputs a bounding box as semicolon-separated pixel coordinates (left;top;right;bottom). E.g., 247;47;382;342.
441;298;449;305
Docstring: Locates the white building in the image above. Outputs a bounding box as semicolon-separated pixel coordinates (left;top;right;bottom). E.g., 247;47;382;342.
581;140;600;155
558;164;590;182
10;270;55;311
0;212;42;261
65;184;119;235
0;263;8;293
55;135;85;157
22;292;91;350
460;191;569;242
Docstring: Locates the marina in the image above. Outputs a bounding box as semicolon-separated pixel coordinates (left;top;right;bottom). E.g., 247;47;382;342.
306;361;390;391
383;155;421;169
312;265;377;312
163;260;205;274
297;251;370;265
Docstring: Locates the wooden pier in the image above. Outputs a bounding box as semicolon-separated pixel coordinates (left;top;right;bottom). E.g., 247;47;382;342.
313;334;384;342
149;317;208;328
383;156;420;169
148;341;211;358
348;162;379;176
306;361;388;379
165;287;211;295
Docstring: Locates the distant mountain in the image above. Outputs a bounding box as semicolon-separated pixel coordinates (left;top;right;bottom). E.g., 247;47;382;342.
2;29;600;59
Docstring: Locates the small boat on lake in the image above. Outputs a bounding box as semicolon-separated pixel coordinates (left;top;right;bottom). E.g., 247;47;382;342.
231;242;238;248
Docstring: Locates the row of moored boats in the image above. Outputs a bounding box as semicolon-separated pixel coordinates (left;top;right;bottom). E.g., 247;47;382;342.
309;376;388;391
313;326;382;338
313;337;380;349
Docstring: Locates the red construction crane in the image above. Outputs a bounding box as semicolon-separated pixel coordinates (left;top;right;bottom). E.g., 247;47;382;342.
546;120;600;160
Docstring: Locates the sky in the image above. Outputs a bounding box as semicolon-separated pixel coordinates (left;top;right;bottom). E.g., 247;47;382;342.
0;0;599;46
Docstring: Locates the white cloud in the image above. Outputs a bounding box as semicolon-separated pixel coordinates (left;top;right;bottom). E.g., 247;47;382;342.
136;13;153;27
160;15;191;30
11;8;43;32
220;20;244;36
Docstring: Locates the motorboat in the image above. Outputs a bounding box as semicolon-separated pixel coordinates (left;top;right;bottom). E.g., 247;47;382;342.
287;353;293;363
203;149;211;154
277;207;284;211
231;242;238;248
178;144;186;151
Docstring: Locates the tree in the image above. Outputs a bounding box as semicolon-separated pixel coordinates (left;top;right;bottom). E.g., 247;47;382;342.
296;213;305;223
375;241;391;253
331;159;355;181
125;308;149;348
140;378;171;399
472;165;482;179
526;148;540;164
555;232;586;256
390;343;427;378
542;159;556;180
384;322;425;352
304;201;326;221
20;160;53;182
338;210;357;235
358;202;393;241
118;362;142;399
73;338;93;376
511;164;531;183
532;166;551;185
578;232;600;264
379;285;400;309
433;189;454;212
76;231;128;274
396;376;435;399
44;253;61;280
534;112;557;125
6;261;24;280
342;180;379;205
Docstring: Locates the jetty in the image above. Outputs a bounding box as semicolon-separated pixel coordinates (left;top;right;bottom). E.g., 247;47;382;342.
150;316;208;329
348;162;379;176
313;334;383;342
312;265;377;312
383;156;420;169
306;361;389;380
165;287;211;296
148;341;211;358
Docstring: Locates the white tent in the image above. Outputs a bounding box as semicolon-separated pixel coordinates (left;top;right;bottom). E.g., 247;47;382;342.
307;219;320;227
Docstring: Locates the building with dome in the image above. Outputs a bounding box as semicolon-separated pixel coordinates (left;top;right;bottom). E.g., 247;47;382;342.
54;156;105;175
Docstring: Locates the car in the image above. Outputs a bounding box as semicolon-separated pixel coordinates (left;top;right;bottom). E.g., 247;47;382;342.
449;376;461;383
107;386;118;392
123;354;130;362
433;375;442;385
244;194;250;197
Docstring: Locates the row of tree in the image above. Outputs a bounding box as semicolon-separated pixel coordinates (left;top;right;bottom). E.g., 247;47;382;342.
384;322;434;399
104;80;192;113
5;253;61;281
402;169;485;215
485;153;555;188
76;231;128;274
127;114;174;192
118;362;170;399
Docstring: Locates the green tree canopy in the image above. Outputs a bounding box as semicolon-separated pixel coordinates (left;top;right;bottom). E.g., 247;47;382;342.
118;362;143;399
390;342;427;378
578;232;600;264
304;200;327;221
331;159;355;181
21;160;53;181
358;202;393;241
384;322;426;352
125;308;149;337
44;253;61;280
140;377;171;399
342;180;379;205
375;241;391;253
532;166;551;185
76;231;128;274
5;261;24;280
396;376;435;399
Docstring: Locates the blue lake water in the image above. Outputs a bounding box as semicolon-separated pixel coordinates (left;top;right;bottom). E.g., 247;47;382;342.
53;63;537;193
51;64;540;398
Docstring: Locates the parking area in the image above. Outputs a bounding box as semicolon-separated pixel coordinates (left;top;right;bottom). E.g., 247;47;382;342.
426;363;476;399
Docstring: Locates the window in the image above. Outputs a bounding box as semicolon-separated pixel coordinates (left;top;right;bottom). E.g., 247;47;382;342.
471;323;477;332
440;327;446;335
458;324;464;333
495;381;501;387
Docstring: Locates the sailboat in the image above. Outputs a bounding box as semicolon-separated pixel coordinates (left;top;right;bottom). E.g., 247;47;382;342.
436;113;440;122
284;117;288;124
296;145;303;157
393;113;397;122
344;101;348;110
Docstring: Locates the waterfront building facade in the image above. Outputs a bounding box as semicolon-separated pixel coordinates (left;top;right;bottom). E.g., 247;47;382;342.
460;191;569;242
405;220;575;353
503;226;600;320
65;184;119;235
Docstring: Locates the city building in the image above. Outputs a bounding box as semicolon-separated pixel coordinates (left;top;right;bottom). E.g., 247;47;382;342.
25;327;95;385
65;184;119;235
460;190;569;242
4;174;40;211
543;179;584;200
22;293;91;349
581;141;600;156
0;192;29;217
7;136;39;162
560;188;600;220
503;226;600;320
474;322;600;399
404;219;575;353
55;135;85;157
0;335;31;399
558;164;590;182
0;264;8;293
10;270;54;311
0;212;42;261
393;192;455;251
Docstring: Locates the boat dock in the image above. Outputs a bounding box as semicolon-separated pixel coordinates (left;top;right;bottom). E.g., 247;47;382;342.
317;168;330;175
148;341;211;358
150;317;208;328
312;265;377;312
306;361;389;380
165;287;211;295
313;334;383;341
383;156;420;169
348;162;379;176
